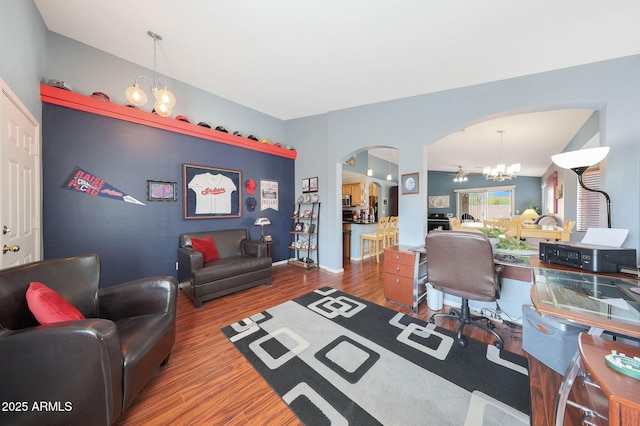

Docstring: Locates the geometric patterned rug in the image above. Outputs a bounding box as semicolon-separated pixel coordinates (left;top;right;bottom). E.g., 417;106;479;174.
222;287;530;425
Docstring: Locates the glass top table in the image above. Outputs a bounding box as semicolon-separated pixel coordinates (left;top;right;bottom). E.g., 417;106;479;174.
530;267;640;338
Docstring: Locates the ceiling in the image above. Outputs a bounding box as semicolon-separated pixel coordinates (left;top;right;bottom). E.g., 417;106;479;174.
34;1;633;176
364;108;594;177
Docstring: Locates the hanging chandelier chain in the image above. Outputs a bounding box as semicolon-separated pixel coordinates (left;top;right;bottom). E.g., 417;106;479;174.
125;30;176;117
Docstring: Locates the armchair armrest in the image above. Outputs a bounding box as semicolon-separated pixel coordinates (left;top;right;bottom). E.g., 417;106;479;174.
243;239;268;257
0;319;123;425
177;246;203;284
98;276;177;321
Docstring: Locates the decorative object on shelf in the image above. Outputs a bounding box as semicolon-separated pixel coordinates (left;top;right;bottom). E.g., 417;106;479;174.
254;217;271;242
125;31;176;117
304;194;311;203
551;146;611;228
483;130;521;181
312;193;319;202
183;164;241;219
147;180;177;201
297;195;304;203
401;172;419;194
260;179;278;211
453;166;468;183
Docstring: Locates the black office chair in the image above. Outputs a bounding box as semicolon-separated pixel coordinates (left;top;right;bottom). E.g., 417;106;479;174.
425;231;504;349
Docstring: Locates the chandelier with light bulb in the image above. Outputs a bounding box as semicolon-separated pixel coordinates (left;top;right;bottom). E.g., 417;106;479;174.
125;31;176;117
453;166;468;183
483;130;520;181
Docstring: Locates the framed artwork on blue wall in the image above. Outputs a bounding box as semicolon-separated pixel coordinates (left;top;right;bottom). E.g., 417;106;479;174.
147;180;177;201
183;163;242;219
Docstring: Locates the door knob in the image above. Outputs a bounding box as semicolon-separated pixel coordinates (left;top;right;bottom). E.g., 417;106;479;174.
2;245;20;254
2;225;8;235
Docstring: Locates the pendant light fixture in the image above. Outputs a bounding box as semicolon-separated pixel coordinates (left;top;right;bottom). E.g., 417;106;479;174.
125;31;176;117
483;130;520;181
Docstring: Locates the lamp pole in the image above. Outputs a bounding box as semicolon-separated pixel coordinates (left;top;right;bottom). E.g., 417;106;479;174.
573;166;612;228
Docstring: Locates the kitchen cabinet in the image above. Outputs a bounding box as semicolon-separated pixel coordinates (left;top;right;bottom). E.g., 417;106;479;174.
350;183;363;206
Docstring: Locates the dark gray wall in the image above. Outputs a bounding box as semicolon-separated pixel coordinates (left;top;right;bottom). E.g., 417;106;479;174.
42;104;294;287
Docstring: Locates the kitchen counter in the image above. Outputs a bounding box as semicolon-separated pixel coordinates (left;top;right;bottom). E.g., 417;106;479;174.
343;220;378;225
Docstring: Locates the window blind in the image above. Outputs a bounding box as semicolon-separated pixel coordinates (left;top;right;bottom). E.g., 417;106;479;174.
577;167;600;232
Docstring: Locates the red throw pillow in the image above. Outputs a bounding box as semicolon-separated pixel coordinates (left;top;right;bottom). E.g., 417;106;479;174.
26;282;85;324
191;236;220;262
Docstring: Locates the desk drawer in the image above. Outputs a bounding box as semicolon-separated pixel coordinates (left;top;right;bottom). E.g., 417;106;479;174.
385;250;415;267
384;273;413;306
384;261;414;278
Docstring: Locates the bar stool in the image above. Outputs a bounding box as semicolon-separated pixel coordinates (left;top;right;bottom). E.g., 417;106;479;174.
386;216;399;246
361;217;389;263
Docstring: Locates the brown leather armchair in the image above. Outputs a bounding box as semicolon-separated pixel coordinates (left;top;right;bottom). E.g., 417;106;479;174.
425;231;504;349
0;254;177;425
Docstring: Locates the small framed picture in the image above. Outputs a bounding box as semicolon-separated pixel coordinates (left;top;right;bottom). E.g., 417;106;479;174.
147;180;177;201
309;177;318;192
401;172;420;195
302;178;310;193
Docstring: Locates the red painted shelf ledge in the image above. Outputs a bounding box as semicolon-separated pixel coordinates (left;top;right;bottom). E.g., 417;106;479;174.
40;84;297;160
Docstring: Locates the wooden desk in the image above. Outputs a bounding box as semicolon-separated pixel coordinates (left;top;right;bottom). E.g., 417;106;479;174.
529;268;640;425
559;334;640;425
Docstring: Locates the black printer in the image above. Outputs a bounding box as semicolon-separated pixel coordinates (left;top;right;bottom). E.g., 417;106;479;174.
539;241;637;273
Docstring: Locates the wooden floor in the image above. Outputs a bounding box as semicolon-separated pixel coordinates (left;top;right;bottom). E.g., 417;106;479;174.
117;258;560;426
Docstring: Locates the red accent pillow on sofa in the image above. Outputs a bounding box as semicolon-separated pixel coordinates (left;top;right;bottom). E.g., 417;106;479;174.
26;281;85;324
191;236;220;263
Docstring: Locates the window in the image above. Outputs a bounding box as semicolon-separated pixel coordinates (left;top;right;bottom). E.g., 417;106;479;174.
576;167;601;232
455;186;515;221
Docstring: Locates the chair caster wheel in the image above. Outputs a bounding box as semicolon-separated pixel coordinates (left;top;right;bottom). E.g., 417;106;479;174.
494;341;503;350
457;338;467;347
429;317;435;324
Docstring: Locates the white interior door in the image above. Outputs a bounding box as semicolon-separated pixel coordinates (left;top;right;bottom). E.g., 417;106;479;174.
0;78;41;268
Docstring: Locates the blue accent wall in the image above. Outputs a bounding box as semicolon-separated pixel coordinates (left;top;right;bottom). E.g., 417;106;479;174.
427;171;541;217
42;104;294;287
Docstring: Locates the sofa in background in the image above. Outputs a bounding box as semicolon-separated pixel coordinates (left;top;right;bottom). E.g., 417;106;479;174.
177;228;272;308
0;254;177;425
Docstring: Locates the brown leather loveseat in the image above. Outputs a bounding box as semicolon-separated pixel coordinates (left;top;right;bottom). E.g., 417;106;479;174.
177;228;272;308
0;254;177;425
